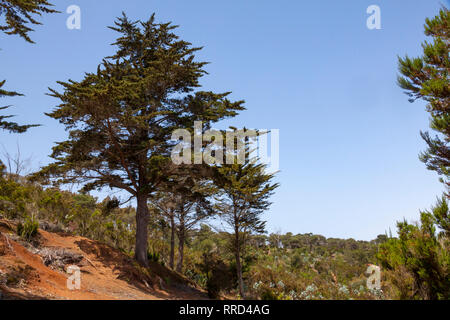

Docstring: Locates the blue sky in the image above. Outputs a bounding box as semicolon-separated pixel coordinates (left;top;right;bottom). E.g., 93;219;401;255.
0;0;446;240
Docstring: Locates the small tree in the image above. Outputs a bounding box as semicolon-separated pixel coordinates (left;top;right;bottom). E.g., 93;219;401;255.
397;7;450;189
215;142;278;298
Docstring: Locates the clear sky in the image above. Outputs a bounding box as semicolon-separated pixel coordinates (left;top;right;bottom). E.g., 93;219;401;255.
0;0;447;240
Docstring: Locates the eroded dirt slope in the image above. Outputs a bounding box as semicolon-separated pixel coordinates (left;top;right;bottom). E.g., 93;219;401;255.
0;219;207;300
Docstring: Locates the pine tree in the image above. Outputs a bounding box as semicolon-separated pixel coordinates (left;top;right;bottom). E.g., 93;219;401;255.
397;7;450;189
33;13;244;267
214;136;278;298
172;178;214;273
380;8;450;300
0;0;57;43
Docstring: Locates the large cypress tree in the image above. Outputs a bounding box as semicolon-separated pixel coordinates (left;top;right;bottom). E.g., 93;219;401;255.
397;7;449;189
34;14;244;266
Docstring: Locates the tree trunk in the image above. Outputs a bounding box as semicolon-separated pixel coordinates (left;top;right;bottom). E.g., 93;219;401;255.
169;212;175;270
176;227;185;273
235;226;245;298
135;194;149;267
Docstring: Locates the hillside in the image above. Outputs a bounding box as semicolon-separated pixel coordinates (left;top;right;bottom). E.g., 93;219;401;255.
0;219;207;300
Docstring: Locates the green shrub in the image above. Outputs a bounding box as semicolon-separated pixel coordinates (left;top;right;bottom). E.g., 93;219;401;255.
147;250;160;263
16;215;39;241
197;252;235;299
377;197;450;300
260;288;279;300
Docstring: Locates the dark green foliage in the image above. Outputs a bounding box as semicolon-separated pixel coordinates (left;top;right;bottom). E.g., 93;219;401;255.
16;215;38;241
198;251;235;299
377;197;450;300
101;197;120;216
0;160;5;177
147;250;160;263
0;0;47;140
0;0;49;152
397;8;450;187
0;175;33;219
259;288;279;300
0;80;38;134
432;195;450;238
36;13;243;193
0;0;57;43
0;1;53;137
0;0;46;165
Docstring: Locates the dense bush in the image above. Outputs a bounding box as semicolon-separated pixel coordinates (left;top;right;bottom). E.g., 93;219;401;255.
197;251;235;299
377;197;450;300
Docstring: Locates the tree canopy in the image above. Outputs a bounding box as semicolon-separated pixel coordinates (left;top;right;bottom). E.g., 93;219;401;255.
397;7;450;189
0;0;57;43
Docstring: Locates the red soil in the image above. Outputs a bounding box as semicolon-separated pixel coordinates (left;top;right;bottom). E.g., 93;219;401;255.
0;220;207;300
